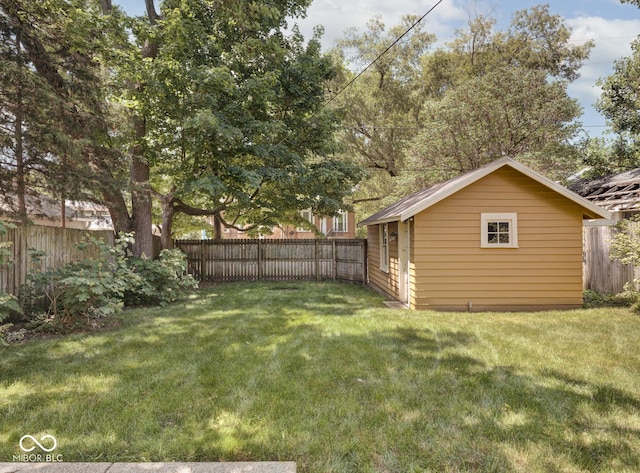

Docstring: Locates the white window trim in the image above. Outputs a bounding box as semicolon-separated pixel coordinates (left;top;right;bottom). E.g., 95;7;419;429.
380;223;389;272
297;209;314;232
333;210;348;233
481;213;518;248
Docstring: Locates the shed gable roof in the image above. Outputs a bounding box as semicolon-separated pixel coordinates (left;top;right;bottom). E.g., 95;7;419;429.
358;157;611;226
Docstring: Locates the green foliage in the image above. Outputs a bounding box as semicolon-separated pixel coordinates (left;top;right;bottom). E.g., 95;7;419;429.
598;39;640;137
21;234;196;332
583;289;633;308
609;216;640;312
0;0;126;218
0;292;24;345
0;222;23;344
610;216;640;266
22;234;135;330
597;33;640;167
0;221;15;266
337;6;592;210
124;249;198;307
578;136;640;179
118;0;362;245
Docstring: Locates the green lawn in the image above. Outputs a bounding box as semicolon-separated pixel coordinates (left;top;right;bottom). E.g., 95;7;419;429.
1;281;639;472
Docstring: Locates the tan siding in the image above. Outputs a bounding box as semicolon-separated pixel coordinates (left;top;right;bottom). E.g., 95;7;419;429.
412;166;585;311
366;223;400;300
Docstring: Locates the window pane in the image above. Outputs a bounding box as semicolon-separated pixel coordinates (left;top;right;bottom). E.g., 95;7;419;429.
487;222;498;233
498;222;510;233
499;233;510;243
488;233;498;244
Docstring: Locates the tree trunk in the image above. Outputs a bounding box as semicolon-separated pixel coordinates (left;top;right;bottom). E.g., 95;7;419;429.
160;194;175;250
14;34;27;223
213;213;223;240
101;184;132;234
130;115;153;257
14;103;26;222
128;0;161;258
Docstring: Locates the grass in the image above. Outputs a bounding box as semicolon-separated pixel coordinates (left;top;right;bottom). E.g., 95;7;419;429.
1;281;640;472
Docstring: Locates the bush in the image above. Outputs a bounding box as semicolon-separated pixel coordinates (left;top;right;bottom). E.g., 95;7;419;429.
124;249;198;307
0;221;25;344
21;234;197;332
22;234;136;329
583;289;633;309
0;292;24;345
609;216;640;313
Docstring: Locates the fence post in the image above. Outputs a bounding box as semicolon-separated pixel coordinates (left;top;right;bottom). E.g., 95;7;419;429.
332;240;337;280
362;239;367;285
257;239;263;280
200;239;205;281
315;240;319;281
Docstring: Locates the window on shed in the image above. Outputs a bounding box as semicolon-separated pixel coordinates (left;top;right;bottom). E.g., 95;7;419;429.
481;213;518;248
380;223;389;272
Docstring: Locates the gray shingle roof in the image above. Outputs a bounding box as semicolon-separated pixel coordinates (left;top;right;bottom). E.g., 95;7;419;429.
358;157;611;226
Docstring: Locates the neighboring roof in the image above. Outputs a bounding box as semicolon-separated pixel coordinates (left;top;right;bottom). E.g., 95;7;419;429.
358;157;612;226
570;168;640;212
0;193;113;230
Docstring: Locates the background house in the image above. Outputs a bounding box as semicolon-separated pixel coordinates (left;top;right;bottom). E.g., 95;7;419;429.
570;169;640;293
570;168;640;222
359;157;611;311
220;210;356;240
0;194;113;231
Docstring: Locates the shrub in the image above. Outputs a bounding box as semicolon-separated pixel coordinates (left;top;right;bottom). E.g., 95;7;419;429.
0;292;24;345
22;234;137;329
124;249;198;307
583;289;633;309
0;221;25;344
21;234;197;332
609;216;640;312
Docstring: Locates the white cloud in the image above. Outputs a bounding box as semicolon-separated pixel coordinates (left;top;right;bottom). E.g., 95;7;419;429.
567;16;640;123
294;1;640;135
296;0;468;50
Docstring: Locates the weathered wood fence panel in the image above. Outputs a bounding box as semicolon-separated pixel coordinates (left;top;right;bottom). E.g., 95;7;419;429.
175;239;367;284
0;225;115;296
583;225;639;294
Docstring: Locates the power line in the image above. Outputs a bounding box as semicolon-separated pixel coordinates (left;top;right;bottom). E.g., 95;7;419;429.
324;0;445;107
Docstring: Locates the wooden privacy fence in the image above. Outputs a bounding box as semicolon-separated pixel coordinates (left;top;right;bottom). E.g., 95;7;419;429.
175;239;367;283
0;225;115;296
583;224;639;294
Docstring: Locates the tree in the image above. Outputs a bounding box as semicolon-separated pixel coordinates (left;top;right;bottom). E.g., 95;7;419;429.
119;0;362;249
0;0;129;228
403;66;582;190
402;6;591;190
331;14;435;184
335;5;593;205
578;135;640;178
597;38;640;146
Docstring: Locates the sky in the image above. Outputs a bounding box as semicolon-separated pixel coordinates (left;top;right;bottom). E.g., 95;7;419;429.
115;0;640;139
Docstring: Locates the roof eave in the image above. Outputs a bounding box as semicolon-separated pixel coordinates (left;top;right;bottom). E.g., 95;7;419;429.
359;157;612;225
357;215;400;227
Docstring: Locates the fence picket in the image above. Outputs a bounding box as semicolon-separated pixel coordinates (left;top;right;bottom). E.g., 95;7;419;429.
175;238;366;284
583;225;636;293
0;225;114;296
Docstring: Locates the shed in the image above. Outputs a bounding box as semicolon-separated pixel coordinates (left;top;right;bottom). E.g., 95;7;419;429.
358;157;611;311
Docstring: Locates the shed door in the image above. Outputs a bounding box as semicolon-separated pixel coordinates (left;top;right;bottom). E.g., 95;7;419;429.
398;220;410;304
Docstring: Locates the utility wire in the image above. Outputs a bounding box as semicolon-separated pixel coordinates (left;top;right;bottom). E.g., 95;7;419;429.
324;0;446;107
268;0;445;152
